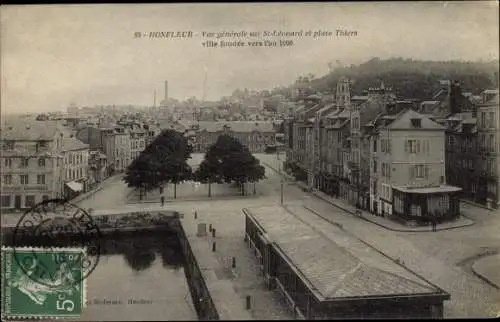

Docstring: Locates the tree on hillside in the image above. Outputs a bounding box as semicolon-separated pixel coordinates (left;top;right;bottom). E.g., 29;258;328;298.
193;145;223;197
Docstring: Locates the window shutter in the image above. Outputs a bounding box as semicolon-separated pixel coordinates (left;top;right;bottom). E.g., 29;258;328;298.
409;166;414;180
404;140;408;153
416;140;421;153
425;166;429;178
388;140;392;153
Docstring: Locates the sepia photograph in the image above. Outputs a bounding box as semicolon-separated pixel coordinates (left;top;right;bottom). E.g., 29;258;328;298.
1;1;499;320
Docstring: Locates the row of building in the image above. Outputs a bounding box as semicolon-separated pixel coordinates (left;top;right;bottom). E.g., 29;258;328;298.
284;78;499;225
1;121;91;210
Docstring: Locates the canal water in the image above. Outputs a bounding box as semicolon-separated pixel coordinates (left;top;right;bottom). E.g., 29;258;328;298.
3;231;197;321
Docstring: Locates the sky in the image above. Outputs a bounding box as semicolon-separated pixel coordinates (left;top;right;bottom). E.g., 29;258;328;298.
1;2;499;114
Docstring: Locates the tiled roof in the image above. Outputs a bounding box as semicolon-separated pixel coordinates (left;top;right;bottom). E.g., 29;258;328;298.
246;205;441;300
197;121;275;133
1;120;62;141
62;136;89;152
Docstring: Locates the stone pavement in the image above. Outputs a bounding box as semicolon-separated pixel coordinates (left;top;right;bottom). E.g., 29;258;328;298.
180;205;294;320
298;203;500;318
472;254;500;289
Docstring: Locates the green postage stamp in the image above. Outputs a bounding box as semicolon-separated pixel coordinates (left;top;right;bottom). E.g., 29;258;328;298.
1;247;86;319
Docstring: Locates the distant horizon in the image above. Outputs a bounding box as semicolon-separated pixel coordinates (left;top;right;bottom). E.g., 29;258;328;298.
2;2;498;114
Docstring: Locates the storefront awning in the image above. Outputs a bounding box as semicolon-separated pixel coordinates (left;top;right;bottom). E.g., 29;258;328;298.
65;181;83;192
393;185;462;194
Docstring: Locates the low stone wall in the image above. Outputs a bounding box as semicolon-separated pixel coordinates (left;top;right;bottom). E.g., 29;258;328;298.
1;211;182;239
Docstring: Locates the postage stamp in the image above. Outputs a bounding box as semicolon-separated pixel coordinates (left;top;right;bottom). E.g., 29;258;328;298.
1;247;86;319
12;198;101;286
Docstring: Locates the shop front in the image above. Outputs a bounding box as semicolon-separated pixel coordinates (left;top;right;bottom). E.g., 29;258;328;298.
392;185;462;225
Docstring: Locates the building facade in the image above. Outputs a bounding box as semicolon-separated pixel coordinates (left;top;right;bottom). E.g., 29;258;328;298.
61;136;90;199
476;90;500;208
193;121;276;153
369;109;461;224
1;122;65;210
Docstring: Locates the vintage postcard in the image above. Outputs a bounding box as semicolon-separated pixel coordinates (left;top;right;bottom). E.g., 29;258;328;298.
1;2;499;320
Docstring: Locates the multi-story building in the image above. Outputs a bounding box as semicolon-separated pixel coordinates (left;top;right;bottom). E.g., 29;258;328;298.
130;127;147;161
88;150;109;188
476;89;500;208
103;127;131;173
345;84;387;208
445;112;479;202
193;121;276;153
1;121;65;210
368;108;462;224
61;136;89;199
320;108;350;197
77;125;132;173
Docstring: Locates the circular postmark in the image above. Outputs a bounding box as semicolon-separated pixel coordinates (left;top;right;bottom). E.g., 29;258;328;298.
12;198;101;288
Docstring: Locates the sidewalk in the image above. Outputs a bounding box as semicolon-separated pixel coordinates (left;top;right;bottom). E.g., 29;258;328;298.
181;207;294;320
72;174;123;205
472;253;500;290
297;181;475;232
264;161;475;232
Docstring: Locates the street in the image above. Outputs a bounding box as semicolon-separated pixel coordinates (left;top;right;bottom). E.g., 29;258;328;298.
6;152;496;318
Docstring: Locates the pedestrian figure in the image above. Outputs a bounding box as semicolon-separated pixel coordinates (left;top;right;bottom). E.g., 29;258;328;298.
161;196;165;207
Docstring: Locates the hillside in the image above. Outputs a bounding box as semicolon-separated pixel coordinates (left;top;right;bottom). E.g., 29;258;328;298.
307;58;499;100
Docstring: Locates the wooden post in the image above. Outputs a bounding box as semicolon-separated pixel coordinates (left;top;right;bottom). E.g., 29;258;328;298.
212;228;216;238
232;257;236;268
212;241;216;252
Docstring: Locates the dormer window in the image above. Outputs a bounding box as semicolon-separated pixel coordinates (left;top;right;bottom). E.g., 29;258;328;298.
411;118;422;128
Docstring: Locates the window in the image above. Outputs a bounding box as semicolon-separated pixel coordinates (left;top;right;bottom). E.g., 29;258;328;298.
3;175;12;184
480;134;486;149
4;141;14;150
373;160;377;174
37;174;45;185
489;112;495;128
25;195;35;208
381;139;386;153
489;134;495;152
38;158;46;167
405;140;418;153
1;195;11;207
20;175;29;185
20;158;29;168
448;136;455;146
373;140;377;152
410;118;422;128
413;164;428;178
382;163;390;178
481;112;486;128
39;141;47;148
4;158;12;167
42;195;49;201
